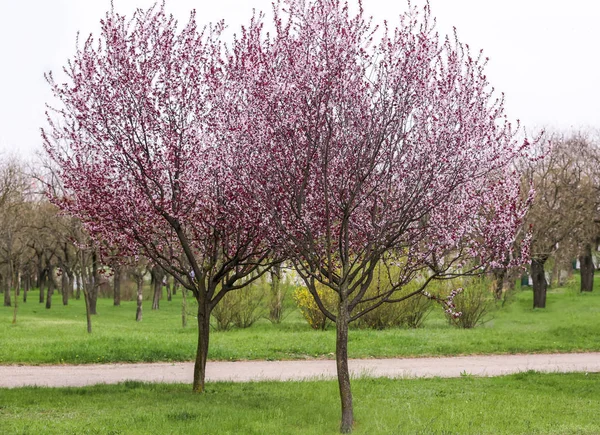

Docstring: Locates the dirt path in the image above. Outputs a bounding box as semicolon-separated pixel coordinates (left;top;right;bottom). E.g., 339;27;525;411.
1;352;599;388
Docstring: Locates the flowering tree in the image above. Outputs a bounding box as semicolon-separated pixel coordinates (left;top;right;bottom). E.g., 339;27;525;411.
228;0;533;431
42;5;271;392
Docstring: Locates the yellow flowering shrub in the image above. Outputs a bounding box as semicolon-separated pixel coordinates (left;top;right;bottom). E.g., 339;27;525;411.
293;284;338;330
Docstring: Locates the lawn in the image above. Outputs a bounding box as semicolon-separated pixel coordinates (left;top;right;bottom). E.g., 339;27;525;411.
0;278;599;365
1;372;599;434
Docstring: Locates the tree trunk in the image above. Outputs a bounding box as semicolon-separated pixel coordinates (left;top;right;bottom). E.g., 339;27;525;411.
336;294;354;433
75;272;81;300
193;296;211;393
3;278;11;307
88;285;98;314
136;275;143;322
23;270;31;302
36;254;44;289
152;280;161;309
38;280;44;304
61;272;70;306
531;257;548;308
491;268;506;300
23;272;28;303
37;269;48;304
173;279;178;295
8;260;16;320
45;267;55;310
269;264;283;323
151;265;163;310
89;252;99;315
12;277;18;324
83;287;92;334
181;287;188;328
68;274;75;298
579;243;595;292
78;251;93;333
15;270;20;297
166;276;172;302
113;266;121;306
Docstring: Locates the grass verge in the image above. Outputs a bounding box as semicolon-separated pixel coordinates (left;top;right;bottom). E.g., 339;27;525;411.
1;279;599;364
1;372;599;434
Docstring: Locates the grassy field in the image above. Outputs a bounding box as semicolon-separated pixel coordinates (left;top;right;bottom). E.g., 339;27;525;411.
1;372;599;434
0;278;599;365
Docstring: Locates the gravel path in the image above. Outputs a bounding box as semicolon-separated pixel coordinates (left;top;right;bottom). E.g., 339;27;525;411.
1;352;599;388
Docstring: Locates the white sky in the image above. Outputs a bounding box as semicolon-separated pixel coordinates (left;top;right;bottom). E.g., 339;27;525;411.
1;0;598;157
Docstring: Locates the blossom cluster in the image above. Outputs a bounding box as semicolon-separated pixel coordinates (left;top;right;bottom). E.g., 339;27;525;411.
422;287;464;318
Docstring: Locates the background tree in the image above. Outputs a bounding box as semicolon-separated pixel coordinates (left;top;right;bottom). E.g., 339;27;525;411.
573;133;600;292
0;155;108;324
523;133;597;306
0;157;31;323
25;197;61;306
229;1;533;431
54;215;80;306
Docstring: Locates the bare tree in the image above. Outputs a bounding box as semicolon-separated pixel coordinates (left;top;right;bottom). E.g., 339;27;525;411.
0;157;30;322
577;133;600;292
523;133;598;306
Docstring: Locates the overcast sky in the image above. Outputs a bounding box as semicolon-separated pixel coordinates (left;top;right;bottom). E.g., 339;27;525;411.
1;0;598;157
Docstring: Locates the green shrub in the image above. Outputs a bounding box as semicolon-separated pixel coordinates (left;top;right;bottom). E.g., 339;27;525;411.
293;263;435;331
354;301;398;330
355;280;433;330
446;277;494;329
231;282;266;329
210;283;265;331
268;266;293;324
397;293;434;328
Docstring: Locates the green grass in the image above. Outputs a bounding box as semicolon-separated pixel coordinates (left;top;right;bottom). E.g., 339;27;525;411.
1;277;599;365
1;372;599;434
